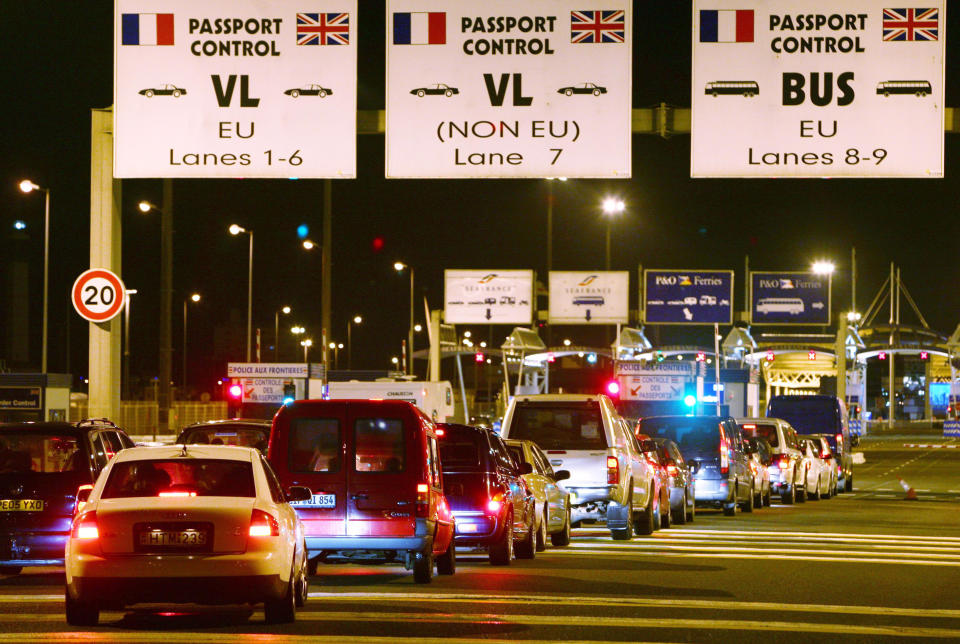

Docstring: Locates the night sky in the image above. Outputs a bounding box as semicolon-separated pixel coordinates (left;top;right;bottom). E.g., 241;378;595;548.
1;3;959;394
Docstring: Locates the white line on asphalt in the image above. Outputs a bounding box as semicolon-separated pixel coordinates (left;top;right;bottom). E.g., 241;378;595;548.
571;538;960;553
549;549;960;566
564;543;960;560
648;529;960;542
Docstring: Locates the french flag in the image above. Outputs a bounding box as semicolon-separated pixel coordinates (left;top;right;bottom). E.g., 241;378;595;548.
122;13;174;46
393;12;445;45
699;9;753;43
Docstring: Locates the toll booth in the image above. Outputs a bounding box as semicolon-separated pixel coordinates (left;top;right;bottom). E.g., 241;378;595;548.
0;373;72;423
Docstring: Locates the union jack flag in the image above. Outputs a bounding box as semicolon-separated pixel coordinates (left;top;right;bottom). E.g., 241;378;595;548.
571;10;625;44
882;8;938;41
297;12;349;45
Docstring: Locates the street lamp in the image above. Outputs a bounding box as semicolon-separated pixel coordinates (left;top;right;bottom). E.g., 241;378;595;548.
348;315;362;370
601;197;625;271
18;179;50;374
229;224;254;361
275;306;291;360
394;262;415;375
811;261;835;275
182;293;201;390
301;338;313;362
302;239;318;250
122;289;138;400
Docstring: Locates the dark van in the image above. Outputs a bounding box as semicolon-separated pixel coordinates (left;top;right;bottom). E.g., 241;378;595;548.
766;395;853;492
267;400;455;583
636;416;755;516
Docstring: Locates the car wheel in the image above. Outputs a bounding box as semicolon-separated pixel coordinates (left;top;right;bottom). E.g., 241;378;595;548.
754;485;763;508
145;90;154;98
634;492;655;536
264;564;297;623
741;484;754;513
660;491;672;529
673;491;687;525
823;478;832;500
65;586;99;627
811;477;821;501
535;510;548;552
551;505;571;546
489;512;513;565
611;493;634;540
764;485;772;507
413;545;434;583
593;89;601;96
294;549;309;608
0;566;22;576
796;483;807;503
436;539;456;575
319;90;326;98
417;89;425;97
845;474;854;493
723;486;738;516
564;89;573;96
172;90;181;97
291;90;299;98
515;520;536;559
444;89;453;97
781;483;795;505
687;490;695;522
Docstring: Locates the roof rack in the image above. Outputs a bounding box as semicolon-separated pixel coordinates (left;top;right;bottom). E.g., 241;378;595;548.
76;418;119;429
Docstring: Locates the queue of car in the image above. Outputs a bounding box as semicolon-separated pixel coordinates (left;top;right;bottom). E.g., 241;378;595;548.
0;392;853;625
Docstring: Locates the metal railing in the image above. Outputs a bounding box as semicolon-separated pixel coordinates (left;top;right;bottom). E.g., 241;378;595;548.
70;401;228;435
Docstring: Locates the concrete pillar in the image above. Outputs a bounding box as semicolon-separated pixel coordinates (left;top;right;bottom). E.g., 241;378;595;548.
87;108;122;420
428;309;441;381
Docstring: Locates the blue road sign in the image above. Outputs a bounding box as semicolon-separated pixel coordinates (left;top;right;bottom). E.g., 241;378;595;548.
643;270;733;325
750;272;831;325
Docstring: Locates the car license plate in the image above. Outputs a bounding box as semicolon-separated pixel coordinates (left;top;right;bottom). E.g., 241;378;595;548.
291;493;335;508
0;499;43;512
138;529;208;547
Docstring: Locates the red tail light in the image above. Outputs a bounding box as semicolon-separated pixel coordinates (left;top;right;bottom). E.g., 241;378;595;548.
778;457;791;470
416;483;430;517
718;424;729;475
821;450;830;459
835;433;843;452
486;498;503;514
249;509;279;537
74;484;94;516
606;456;619;485
666;464;679;477
435;428;445;437
72;511;99;540
159;490;197;497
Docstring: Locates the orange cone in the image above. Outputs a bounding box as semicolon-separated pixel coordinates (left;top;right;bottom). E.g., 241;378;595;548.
898;477;918;501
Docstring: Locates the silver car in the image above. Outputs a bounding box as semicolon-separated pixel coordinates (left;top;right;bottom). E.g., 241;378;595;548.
505;439;572;549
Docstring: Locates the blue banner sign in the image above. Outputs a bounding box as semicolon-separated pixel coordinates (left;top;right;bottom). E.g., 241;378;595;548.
750;272;831;325
944;420;960;438
643;270;733;325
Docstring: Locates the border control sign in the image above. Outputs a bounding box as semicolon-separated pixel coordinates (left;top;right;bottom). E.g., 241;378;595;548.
691;1;945;178
115;1;357;178
386;1;632;178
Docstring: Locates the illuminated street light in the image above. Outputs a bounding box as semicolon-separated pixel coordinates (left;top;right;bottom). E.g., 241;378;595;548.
300;338;313;362
182;293;201;390
137;200;155;213
563;339;572;347
394;262;415;375
13;220;26;230
414;324;423;333
228;224;254;361
302;239;317;250
812;260;836;275
348;315;362;370
275;306;291;360
601;197;626;271
18;178;50;375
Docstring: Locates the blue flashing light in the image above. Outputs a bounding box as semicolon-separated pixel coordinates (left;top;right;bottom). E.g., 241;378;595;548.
684;394;697;408
296;224;309;239
13;220;26;231
586;352;597;364
282;396;295;406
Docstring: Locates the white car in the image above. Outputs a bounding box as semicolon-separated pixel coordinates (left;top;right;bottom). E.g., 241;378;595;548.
800;439;832;501
65;445;310;626
501;394;659;540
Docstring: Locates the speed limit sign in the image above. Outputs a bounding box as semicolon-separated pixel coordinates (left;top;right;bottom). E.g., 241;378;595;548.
72;268;126;323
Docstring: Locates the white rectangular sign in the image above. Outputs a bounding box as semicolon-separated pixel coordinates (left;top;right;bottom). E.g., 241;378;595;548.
239;378;303;403
621;375;687;401
227;363;308;378
444;270;533;324
115;0;357;178
386;1;632;178
549;271;629;324
691;1;945;178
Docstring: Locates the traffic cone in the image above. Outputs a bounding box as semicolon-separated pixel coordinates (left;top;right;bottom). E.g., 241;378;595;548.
898;477;918;501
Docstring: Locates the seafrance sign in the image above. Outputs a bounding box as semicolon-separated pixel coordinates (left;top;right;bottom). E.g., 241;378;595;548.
691;1;945;178
115;0;357;178
386;1;632;178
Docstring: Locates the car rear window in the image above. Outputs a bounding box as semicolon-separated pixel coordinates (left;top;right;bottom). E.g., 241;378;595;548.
355;418;405;473
636;418;722;453
0;433;83;474
181;426;268;451
739;423;779;447
438;428;484;471
508;402;607;450
101;459;255;498
289;418;341;473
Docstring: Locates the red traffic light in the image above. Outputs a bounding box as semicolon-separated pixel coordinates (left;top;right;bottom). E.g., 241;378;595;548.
228;383;243;399
474;352;485;363
606;381;620;396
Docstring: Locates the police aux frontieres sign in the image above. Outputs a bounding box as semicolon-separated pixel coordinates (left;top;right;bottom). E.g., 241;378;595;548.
691;1;944;178
115;1;357;178
386;1;632;178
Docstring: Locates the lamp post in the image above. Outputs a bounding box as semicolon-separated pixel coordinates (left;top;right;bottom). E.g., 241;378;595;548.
122;289;138;400
229;224;254;361
601;197;625;271
348;315;362;370
301;338;313;362
275;306;291;361
182;293;200;391
328;342;344;370
18;180;50;374
394;262;415;376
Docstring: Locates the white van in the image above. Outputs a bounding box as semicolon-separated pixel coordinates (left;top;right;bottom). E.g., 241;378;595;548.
311;380;455;423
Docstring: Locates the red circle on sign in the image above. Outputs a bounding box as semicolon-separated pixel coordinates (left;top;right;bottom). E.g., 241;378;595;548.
72;269;126;323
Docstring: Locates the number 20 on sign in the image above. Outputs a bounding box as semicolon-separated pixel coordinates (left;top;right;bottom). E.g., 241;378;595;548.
72;268;127;323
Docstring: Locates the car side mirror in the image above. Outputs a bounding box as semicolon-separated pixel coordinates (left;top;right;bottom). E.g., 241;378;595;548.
286;485;313;503
553;469;570;482
518;462;533;475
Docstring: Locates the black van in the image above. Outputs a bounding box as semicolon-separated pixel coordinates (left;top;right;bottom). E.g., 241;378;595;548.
766;395;853;492
636;416;754;516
